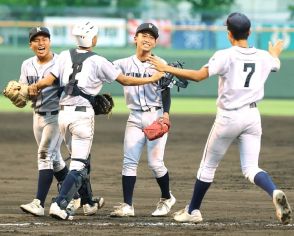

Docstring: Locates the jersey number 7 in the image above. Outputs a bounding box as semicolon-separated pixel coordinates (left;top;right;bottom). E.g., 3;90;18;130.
243;63;255;87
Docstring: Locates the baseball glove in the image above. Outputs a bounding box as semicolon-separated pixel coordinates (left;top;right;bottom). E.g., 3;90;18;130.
159;61;188;92
92;93;114;115
143;117;171;141
3;80;29;108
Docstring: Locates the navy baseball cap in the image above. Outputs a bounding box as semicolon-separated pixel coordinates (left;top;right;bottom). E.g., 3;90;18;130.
29;27;50;42
225;12;251;33
135;23;159;39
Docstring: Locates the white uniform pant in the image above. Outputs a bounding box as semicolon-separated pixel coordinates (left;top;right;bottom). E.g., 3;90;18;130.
197;106;264;183
33;113;65;172
122;109;168;178
58;106;94;171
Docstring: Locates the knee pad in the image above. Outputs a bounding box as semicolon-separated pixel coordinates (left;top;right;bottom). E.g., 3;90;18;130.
69;157;91;172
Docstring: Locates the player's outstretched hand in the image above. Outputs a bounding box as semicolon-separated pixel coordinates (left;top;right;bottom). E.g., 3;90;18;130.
148;55;168;72
268;39;284;58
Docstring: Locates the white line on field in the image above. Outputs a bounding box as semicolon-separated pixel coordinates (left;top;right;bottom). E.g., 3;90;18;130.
0;222;293;227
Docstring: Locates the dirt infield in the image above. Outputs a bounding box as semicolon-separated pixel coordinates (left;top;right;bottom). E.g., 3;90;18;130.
0;113;293;235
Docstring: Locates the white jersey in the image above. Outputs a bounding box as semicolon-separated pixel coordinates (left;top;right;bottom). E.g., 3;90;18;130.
51;49;120;107
113;55;164;111
19;53;59;112
207;46;280;110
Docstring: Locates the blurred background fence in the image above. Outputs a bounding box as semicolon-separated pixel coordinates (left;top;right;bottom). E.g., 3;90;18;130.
0;0;294;98
2;19;294;50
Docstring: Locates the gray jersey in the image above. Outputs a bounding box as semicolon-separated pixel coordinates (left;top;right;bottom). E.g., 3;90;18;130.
51;49;120;107
19;53;60;112
113;55;164;111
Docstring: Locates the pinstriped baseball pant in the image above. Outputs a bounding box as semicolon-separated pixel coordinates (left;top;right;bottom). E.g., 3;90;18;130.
33;112;65;172
122;109;168;178
58;106;94;171
197;106;264;183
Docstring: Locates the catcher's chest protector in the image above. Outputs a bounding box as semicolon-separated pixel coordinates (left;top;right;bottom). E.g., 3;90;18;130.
64;49;96;96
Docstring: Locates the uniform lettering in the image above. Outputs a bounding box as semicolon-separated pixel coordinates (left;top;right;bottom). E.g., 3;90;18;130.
26;76;39;85
126;72;151;78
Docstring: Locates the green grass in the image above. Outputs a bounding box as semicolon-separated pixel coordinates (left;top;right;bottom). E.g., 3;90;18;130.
1;96;293;116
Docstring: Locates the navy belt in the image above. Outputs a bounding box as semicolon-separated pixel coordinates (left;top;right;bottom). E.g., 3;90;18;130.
60;105;87;112
249;102;257;108
36;110;59;116
142;107;161;112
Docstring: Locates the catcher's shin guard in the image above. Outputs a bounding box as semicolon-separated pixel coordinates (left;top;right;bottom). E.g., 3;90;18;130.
56;169;87;209
78;155;96;205
79;177;94;205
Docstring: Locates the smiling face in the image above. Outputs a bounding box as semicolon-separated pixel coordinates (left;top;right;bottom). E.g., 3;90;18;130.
134;31;156;53
29;34;51;63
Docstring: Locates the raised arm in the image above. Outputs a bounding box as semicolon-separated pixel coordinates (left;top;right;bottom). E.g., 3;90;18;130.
28;73;57;96
148;56;209;82
268;39;284;58
116;71;164;86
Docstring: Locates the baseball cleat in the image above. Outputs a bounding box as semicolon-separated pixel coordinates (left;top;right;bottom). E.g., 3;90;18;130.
49;202;73;220
92;196;105;209
173;205;203;223
110;203;135;217
83;203;98;216
83;196;105;216
66;197;81;216
273;190;292;225
20;199;44;216
152;192;176;216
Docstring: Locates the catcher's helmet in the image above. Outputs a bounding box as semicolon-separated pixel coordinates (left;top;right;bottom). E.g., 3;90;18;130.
72;21;98;47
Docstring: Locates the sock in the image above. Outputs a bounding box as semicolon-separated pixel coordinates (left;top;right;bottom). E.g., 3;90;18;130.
122;175;136;206
36;169;54;207
188;179;211;214
254;171;277;197
54;166;68;182
156;172;171;199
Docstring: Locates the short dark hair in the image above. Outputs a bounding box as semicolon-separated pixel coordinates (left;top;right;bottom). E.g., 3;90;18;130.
225;12;251;40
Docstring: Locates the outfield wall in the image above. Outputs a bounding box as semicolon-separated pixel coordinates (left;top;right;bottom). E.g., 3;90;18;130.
0;48;293;98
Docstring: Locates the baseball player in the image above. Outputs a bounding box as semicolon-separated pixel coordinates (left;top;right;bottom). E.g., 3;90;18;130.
28;21;163;220
19;27;69;216
148;13;292;224
19;26;104;217
110;23;176;217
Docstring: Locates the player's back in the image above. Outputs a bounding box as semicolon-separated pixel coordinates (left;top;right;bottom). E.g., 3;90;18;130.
208;46;280;110
52;49;119;107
